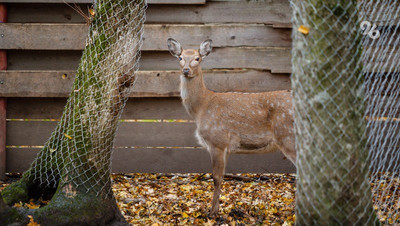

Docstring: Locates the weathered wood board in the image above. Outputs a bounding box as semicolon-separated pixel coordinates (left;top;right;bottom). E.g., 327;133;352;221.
7;97;191;120
1;0;205;4
0;70;291;97
0;24;292;50
6;48;292;72
6;120;199;147
7;1;291;26
6;148;296;173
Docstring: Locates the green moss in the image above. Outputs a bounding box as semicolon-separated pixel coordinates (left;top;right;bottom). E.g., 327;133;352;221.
0;208;28;225
1;176;31;205
33;189;117;225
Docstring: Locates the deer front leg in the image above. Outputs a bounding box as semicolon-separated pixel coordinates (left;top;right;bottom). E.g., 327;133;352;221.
209;147;227;218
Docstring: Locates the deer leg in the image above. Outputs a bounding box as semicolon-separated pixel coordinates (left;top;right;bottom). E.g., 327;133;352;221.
209;147;227;217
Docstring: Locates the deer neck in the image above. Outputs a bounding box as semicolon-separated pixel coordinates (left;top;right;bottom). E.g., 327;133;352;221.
180;68;211;117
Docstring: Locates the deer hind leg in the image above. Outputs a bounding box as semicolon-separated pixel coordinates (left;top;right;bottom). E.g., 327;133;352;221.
209;146;227;217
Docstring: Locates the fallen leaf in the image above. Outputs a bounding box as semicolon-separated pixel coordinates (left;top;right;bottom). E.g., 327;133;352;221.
27;215;40;226
298;25;310;35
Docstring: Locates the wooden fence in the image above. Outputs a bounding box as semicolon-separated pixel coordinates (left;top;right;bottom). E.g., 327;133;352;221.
0;0;298;177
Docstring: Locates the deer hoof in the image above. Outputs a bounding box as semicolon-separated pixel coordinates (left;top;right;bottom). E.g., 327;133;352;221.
208;210;218;218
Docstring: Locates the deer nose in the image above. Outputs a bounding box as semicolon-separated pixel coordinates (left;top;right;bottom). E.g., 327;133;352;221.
182;68;190;76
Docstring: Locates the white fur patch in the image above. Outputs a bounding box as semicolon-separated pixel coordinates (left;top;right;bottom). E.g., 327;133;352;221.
195;130;209;150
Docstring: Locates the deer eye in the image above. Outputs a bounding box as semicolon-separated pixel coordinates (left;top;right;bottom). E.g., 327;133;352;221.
179;57;183;61
195;57;200;61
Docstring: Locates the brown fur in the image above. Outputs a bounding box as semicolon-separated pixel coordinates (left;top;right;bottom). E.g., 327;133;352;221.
168;39;296;217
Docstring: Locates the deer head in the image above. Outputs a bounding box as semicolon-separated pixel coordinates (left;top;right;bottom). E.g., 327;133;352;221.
167;38;212;78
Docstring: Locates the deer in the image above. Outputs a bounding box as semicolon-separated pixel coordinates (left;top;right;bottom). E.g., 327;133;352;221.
167;38;296;217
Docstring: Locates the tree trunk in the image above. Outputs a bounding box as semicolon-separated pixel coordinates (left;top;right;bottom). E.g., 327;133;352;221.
291;0;379;225
1;1;146;225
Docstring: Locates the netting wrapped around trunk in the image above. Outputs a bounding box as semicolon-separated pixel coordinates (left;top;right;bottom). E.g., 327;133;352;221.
291;0;399;225
31;0;146;196
1;1;147;224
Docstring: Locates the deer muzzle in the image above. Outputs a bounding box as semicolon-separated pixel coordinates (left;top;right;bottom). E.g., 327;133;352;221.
182;68;190;76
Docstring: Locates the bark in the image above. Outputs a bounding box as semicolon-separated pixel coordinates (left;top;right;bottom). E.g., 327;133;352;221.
291;0;379;225
1;0;146;225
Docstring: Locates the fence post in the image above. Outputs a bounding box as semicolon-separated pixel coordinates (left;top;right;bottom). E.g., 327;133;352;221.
0;3;7;181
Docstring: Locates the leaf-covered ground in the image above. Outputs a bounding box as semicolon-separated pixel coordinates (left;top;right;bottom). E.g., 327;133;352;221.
1;173;399;225
111;173;296;225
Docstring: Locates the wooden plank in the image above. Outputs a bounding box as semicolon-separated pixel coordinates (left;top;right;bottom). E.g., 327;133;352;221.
362;45;400;74
6;148;38;173
112;148;296;173
146;1;291;26
7;119;398;148
6;92;399;120
6;121;199;147
7;97;191;120
1;0;205;4
0;99;6;180
7;50;82;70
0;70;292;97
6;48;291;72
115;122;198;147
6;148;296;173
7;47;396;73
0;24;88;50
6;2;397;27
8;3;90;23
360;2;400;26
0;24;291;50
7;1;290;25
0;3;7;181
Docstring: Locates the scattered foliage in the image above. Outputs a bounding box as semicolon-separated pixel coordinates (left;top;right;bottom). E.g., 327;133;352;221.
111;173;296;225
1;173;399;225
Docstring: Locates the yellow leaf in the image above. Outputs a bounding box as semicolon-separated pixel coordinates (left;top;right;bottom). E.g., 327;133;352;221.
26;200;40;209
298;25;310;35
182;212;189;218
89;8;95;16
13;201;23;208
64;133;73;140
27;215;40;226
192;211;201;218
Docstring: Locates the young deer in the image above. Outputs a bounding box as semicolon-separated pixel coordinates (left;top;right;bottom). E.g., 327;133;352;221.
167;38;296;217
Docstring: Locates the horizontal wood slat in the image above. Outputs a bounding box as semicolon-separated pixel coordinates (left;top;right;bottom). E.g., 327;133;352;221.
7;97;191;120
7;48;396;73
6;121;199;147
7;48;291;72
0;24;291;50
4;23;399;50
7;1;290;25
6;148;296;173
7;120;398;148
5;2;398;26
0;70;291;97
1;0;205;4
6;94;400;120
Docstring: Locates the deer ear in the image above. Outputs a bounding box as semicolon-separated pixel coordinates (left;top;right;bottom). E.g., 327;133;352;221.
199;39;212;58
167;38;182;58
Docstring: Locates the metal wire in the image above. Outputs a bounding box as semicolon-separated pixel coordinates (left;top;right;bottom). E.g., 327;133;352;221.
27;0;147;197
291;0;399;225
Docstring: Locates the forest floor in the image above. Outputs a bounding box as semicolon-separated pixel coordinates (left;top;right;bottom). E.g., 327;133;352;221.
1;173;399;225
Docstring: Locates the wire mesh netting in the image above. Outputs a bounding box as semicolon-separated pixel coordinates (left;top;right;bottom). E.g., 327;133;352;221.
26;0;147;197
291;0;399;225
